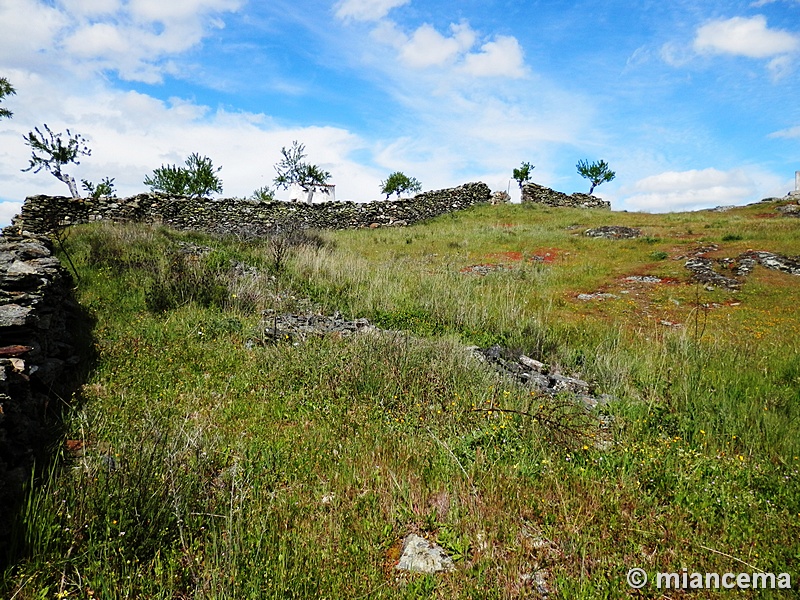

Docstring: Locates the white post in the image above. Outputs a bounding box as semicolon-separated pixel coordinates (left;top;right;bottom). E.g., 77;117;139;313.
795;171;800;194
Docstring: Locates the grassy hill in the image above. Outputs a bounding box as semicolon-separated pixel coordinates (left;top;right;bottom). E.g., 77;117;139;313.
2;201;799;598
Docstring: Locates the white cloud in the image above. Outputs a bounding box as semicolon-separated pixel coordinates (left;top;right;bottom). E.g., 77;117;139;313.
56;0;122;17
620;167;783;212
0;1;70;68
399;22;476;68
126;0;241;22
0;0;243;83
363;18;527;80
694;16;799;58
461;35;526;78
334;0;409;22
750;0;800;6
0;76;385;217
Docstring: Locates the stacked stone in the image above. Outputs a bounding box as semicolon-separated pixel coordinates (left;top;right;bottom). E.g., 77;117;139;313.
6;182;492;237
0;233;81;545
521;182;611;209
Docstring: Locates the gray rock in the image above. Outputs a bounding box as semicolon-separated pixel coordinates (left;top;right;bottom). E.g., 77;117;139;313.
624;275;662;283
395;534;455;574
0;304;35;327
577;292;619;301
584;226;641;239
684;257;740;289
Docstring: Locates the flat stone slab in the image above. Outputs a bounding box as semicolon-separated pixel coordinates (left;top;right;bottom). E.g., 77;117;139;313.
0;304;35;327
395;534;455;574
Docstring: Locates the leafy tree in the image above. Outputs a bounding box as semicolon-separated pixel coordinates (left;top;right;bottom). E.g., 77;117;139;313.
0;77;15;119
576;159;616;195
512;161;535;189
250;186;276;202
22;124;91;198
144;153;223;198
273;141;331;203
380;171;422;199
82;177;116;199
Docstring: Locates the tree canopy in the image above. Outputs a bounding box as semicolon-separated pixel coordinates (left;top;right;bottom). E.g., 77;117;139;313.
273;141;331;192
576;159;616;195
0;77;15;119
380;172;422;199
144;153;223;198
22;124;91;198
512;161;534;189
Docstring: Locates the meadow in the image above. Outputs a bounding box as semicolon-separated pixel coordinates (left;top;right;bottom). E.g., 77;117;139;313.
2;200;799;598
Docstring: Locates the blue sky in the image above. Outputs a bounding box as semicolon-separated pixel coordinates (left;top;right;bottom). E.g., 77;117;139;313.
0;0;798;223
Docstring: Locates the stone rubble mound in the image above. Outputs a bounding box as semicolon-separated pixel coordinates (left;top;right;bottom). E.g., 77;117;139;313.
685;249;800;289
584;226;641;239
258;311;377;343
474;345;612;410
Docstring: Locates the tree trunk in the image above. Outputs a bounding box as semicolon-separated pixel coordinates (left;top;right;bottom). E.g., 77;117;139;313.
53;171;80;198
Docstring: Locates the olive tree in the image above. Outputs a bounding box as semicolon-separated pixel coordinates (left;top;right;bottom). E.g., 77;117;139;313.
144;153;223;198
273;141;331;203
0;77;15;119
512;161;534;189
380;171;422;199
22;124;91;198
576;159;615;194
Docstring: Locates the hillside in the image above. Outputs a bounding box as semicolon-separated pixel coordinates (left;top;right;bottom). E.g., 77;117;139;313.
2;199;800;598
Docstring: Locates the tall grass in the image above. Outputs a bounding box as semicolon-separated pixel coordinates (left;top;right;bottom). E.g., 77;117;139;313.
2;205;799;598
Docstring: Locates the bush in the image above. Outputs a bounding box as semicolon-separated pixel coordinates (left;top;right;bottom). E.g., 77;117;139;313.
145;251;228;313
144;153;223;198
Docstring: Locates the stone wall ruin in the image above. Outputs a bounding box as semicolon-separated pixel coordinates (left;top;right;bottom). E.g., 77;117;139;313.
5;182;492;237
521;182;610;209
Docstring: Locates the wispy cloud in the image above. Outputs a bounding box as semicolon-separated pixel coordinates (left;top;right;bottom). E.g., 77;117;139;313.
768;125;800;138
334;0;409;22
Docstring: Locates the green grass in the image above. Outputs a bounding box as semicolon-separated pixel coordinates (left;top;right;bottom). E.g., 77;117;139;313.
2;202;800;598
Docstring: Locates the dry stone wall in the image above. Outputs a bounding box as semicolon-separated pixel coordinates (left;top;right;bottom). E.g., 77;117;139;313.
521;182;610;209
0;233;87;552
6;182;492;237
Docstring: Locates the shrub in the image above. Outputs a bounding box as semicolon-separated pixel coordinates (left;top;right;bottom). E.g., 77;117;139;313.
144;153;223;198
145;251;228;313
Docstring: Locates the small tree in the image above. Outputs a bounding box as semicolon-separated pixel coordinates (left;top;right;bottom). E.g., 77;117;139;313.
273;141;331;204
380;172;422;199
576;159;615;195
250;186;276;202
82;177;116;199
144;153;223;198
0;77;15;119
22;124;91;198
512;161;534;189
